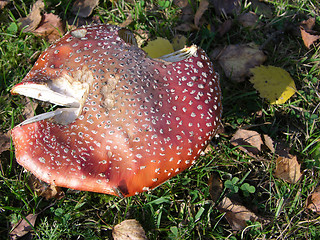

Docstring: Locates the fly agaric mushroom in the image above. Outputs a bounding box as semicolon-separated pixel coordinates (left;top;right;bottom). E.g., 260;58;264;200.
11;24;222;197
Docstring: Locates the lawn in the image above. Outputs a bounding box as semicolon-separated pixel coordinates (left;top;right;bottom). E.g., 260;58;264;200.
1;0;320;239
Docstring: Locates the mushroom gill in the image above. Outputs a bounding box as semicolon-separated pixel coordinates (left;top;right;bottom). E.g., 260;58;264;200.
11;24;222;197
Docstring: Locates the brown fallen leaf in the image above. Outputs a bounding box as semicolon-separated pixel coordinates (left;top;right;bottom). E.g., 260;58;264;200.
19;0;44;32
238;12;263;29
218;19;233;36
209;174;261;231
0;131;11;155
22;98;38;120
249;0;273;19
10;214;38;240
208;173;223;202
300;17;316;31
210;0;241;16
72;0;99;18
174;0;199;32
29;175;65;200
217;43;267;82
194;0;209;27
175;22;199;32
113;219;147;240
33;13;65;43
231;129;263;157
0;0;9;9
263;134;275;153
300;26;320;49
306;185;320;214
119;15;134;28
274;141;291;158
218;197;260;230
274;155;302;183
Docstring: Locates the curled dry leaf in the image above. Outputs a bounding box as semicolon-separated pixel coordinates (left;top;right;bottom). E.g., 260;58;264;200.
306;185;320;214
217;43;267;82
208;173;223;202
29;175;65;200
231;129;263;157
113;219;147;240
263;134;274;153
10;214;38;240
274;155;302;184
194;0;209;27
19;0;44;32
72;0;99;18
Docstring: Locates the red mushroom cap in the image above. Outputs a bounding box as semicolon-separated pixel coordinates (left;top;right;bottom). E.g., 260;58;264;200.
11;24;222;197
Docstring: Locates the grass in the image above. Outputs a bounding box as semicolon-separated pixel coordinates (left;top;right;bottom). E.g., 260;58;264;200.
1;0;320;239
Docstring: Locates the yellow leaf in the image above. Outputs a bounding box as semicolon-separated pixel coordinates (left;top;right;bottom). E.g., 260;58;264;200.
250;65;296;104
142;37;174;58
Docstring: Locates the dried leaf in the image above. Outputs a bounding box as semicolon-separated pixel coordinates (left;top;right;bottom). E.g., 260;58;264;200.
300;17;316;31
19;0;44;32
175;22;199;32
218;197;259;230
0;0;9;9
274;141;291;158
119;15;133;28
142;37;174;58
218;19;233;36
210;0;241;16
29;175;65;200
135;29;150;48
250;0;273;19
300;26;320;49
209;175;264;230
274;155;302;183
10;214;38;240
174;0;198;32
194;0;209;27
72;0;99;18
231;129;263;157
22;98;38;120
33;13;65;43
218;43;267;82
209;173;223;202
0;131;11;155
113;219;147;240
263;134;274;153
238;12;263;29
306;185;320;213
172;34;187;51
250;65;296;104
